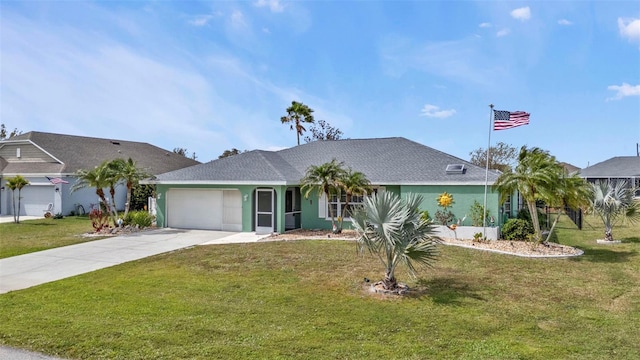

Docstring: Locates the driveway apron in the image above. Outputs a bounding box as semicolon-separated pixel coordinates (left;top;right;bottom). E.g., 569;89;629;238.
0;229;265;294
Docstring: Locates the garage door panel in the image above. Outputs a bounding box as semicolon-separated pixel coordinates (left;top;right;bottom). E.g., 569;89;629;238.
167;189;241;231
11;185;54;216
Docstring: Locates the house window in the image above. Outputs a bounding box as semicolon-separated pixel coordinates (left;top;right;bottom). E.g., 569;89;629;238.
16;147;21;158
503;195;512;218
327;193;368;219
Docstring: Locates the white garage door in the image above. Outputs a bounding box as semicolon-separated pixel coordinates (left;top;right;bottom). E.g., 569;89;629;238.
166;189;242;231
11;185;54;216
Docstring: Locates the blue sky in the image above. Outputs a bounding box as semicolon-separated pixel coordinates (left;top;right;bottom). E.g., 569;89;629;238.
1;1;639;168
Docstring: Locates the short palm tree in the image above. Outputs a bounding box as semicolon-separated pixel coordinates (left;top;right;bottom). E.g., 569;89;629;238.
6;175;30;223
494;146;563;243
590;179;640;241
543;172;592;243
300;159;346;232
110;158;150;219
340;168;372;220
352;192;441;291
71;162;112;221
281;101;315;145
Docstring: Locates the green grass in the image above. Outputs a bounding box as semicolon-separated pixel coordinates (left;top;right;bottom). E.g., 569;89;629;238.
0;216;101;259
0;215;639;359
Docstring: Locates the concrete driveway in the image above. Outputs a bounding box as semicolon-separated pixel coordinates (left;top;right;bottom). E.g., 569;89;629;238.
0;228;269;294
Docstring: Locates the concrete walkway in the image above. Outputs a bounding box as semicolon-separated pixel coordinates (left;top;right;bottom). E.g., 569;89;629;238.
0;229;269;294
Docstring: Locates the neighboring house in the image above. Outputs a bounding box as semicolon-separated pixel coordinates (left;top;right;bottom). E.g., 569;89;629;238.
0;131;199;216
149;137;503;234
579;156;640;197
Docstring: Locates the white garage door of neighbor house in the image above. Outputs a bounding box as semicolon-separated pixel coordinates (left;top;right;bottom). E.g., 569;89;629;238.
166;189;242;231
16;185;55;216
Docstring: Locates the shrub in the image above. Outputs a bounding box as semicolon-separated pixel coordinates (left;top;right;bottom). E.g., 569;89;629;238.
420;210;431;222
124;211;155;228
469;200;490;227
435;210;454;225
89;208;109;232
501;218;534;240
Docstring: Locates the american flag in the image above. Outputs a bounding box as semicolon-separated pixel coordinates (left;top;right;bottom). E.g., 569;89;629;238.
46;176;69;185
493;110;530;130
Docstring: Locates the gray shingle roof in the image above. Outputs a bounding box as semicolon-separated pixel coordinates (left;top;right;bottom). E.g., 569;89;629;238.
578;156;640;178
154;137;501;185
1;131;200;175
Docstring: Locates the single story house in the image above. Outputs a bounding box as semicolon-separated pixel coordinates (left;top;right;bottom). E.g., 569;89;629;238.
578;156;640;197
0;131;199;216
149;137;503;235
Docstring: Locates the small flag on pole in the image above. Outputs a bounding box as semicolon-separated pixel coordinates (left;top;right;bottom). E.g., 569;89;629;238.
493;110;530;130
46;176;69;184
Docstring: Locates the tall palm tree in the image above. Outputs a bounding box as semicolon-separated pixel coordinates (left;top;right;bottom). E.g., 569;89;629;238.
494;146;563;243
281;101;315;145
109;158;150;219
340;168;372;220
352;192;441;291
6;175;30;223
300;159;346;232
590;179;640;241
543;172;592;243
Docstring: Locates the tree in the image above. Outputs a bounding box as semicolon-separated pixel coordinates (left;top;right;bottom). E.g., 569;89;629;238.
173;147;197;160
352;192;441;292
542;173;592;243
340;168;371;219
110;158;150;220
281;101;315;145
300;159;346;232
0;124;22;140
71;162;113;225
590;179;640;241
219;148;243;159
6;175;30;223
493;146;563;243
303;120;343;143
469;142;517;172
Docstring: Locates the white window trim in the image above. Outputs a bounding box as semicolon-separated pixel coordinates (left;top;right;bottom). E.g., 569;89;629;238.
318;187;384;220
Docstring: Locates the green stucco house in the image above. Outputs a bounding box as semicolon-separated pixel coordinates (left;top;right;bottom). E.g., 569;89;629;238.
149;137;502;235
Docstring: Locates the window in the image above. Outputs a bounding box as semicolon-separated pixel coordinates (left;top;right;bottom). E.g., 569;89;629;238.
327;193;370;219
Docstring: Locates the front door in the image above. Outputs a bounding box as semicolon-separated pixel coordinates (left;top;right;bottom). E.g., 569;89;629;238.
255;189;274;234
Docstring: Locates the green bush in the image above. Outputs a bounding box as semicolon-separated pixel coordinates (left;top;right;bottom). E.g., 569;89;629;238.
124;211;155;228
501;218;534;240
420;210;431;222
469;200;490;226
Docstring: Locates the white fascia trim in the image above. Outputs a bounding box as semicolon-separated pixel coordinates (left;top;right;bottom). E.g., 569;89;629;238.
146;180;289;186
1;139;65;165
382;181;496;186
0;173;71;177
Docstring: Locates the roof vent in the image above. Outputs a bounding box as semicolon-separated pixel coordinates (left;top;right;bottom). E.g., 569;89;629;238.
446;164;465;174
111;140;120;145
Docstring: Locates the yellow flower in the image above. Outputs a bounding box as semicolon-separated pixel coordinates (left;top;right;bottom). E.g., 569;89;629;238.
437;192;454;208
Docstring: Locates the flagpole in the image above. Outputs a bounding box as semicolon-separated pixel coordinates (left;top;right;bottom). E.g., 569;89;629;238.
482;104;494;238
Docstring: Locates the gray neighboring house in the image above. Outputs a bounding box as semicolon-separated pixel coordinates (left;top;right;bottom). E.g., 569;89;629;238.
149;137;503;234
0;131;199;216
579;156;640;197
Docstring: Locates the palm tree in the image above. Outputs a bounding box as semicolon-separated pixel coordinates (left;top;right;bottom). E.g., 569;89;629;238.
109;158;150;220
590;179;640;241
351;192;441;291
543;172;592;243
6;175;30;223
71;162;112;221
494;146;563;243
340;168;372;220
300;159;346;232
281;101;315;145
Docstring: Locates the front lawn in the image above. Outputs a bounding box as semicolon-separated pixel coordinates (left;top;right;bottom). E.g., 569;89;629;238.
0;217;100;259
0;216;638;359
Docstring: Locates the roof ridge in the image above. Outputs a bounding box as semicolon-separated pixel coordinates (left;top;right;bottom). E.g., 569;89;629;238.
14;131;152;146
255;150;289;180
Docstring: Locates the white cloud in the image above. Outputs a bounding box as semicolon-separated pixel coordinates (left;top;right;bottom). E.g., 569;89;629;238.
618;17;640;42
419;104;456;118
262;27;271;34
230;10;248;29
558;19;573;26
254;0;284;13
511;7;531;21
496;28;510;37
607;83;640;100
189;14;214;26
479;22;492;28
